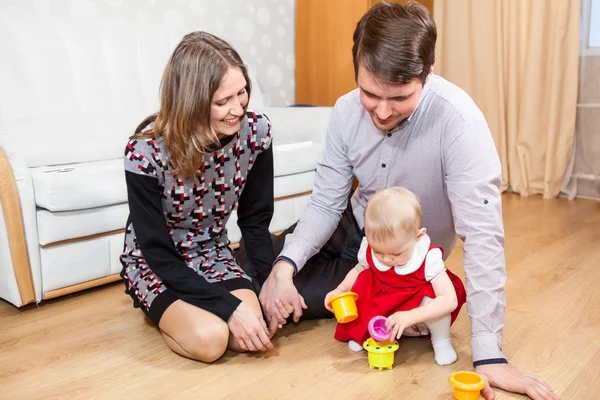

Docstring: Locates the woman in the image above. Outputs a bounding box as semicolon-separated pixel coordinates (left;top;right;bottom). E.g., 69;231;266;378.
120;31;275;362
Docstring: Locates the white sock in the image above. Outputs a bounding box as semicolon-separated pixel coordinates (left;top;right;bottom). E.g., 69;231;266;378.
348;340;364;352
417;296;456;365
431;338;457;365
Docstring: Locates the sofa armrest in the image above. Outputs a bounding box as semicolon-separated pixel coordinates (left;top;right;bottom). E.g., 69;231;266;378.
0;136;41;306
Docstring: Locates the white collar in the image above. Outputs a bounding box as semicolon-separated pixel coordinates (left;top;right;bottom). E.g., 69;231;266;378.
370;234;431;275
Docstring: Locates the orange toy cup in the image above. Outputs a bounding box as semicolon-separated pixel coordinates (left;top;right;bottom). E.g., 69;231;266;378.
448;371;486;400
327;292;358;323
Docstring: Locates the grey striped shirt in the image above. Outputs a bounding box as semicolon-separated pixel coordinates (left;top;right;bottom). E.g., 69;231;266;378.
280;75;507;362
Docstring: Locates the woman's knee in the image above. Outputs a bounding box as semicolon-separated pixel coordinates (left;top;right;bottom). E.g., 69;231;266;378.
158;300;231;363
181;321;230;362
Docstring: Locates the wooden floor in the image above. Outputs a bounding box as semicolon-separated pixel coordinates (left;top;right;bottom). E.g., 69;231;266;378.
1;194;599;400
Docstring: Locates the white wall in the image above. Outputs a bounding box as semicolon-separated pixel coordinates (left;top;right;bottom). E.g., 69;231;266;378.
184;0;296;107
16;0;296;107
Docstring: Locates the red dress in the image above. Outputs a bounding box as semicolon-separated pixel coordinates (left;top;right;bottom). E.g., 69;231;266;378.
334;236;467;343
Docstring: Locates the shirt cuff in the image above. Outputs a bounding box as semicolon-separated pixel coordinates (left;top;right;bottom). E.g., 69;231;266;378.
278;241;311;273
471;333;505;363
274;255;298;275
473;358;508;367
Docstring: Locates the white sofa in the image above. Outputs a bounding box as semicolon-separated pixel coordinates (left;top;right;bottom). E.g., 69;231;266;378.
0;2;331;307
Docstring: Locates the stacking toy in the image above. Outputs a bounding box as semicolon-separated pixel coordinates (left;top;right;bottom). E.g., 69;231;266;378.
448;371;486;400
368;315;393;342
327;292;358;323
362;338;399;370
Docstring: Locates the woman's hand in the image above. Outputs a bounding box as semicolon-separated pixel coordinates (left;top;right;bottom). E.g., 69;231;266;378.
227;302;274;352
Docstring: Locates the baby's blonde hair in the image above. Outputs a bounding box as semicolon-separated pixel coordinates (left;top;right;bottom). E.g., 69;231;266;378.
364;186;422;244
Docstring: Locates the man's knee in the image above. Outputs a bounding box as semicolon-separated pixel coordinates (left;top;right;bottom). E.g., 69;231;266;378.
294;259;355;321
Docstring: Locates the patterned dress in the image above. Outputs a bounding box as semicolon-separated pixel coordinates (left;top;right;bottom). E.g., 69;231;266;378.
120;111;274;326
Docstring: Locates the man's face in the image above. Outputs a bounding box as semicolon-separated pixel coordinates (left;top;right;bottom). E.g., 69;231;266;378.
357;65;429;132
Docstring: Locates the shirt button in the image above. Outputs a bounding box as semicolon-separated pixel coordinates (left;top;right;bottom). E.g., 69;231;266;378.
387;133;392;137
382;163;386;168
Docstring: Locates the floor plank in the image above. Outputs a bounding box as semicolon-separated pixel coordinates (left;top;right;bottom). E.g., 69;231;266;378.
1;194;599;399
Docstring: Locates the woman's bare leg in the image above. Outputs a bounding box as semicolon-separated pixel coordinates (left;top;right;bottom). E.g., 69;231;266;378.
158;299;229;363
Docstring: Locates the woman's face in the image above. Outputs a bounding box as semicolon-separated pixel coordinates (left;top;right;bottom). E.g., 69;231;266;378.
211;67;249;137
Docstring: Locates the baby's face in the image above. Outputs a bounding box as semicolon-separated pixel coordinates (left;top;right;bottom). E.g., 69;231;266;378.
368;232;419;267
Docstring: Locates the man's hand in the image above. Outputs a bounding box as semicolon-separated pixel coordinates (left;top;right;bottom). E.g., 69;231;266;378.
476;363;558;400
259;260;307;335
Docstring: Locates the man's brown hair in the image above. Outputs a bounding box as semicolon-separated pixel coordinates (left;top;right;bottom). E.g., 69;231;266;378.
352;1;437;85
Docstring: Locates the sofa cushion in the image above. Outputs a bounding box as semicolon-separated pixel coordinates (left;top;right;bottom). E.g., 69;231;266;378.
273;141;322;177
35;171;316;245
40;232;124;292
263;106;331;146
274;170;315;198
30;143;320;212
31;159;127;212
39;190;310;292
36;203;129;246
265;106;329;176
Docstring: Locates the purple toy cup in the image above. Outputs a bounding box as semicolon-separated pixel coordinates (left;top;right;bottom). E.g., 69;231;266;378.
368;315;393;343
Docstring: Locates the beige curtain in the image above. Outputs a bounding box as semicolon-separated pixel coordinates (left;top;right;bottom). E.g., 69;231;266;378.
434;0;580;198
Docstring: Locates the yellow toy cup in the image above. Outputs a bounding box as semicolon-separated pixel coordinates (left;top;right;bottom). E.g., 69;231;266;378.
448;371;486;400
327;291;358;323
363;338;399;370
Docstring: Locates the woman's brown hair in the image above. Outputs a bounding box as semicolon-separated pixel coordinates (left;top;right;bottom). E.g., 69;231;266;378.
352;1;436;85
133;31;251;178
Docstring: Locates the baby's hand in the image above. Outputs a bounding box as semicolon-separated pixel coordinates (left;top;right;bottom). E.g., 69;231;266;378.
324;288;344;312
385;311;416;340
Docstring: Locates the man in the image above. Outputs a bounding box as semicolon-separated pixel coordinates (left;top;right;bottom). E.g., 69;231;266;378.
258;2;556;399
